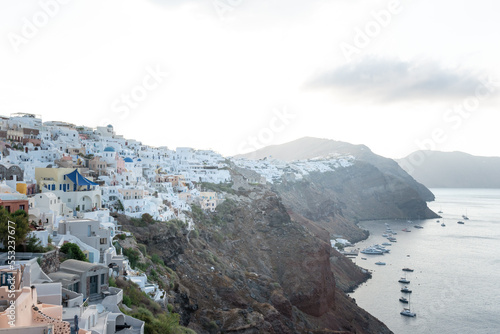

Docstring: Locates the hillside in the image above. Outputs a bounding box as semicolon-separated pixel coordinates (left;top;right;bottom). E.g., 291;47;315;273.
117;183;393;333
236;137;435;201
398;151;500;188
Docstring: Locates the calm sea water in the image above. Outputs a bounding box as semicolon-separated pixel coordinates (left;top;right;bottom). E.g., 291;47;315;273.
350;189;500;334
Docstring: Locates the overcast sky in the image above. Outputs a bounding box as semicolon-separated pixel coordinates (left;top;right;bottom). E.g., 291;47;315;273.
1;0;499;158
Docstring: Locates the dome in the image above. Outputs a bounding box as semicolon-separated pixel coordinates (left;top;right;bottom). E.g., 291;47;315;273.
124;157;133;163
104;146;115;152
137;158;142;161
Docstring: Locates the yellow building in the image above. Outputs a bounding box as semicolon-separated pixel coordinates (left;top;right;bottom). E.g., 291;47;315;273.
35;168;101;212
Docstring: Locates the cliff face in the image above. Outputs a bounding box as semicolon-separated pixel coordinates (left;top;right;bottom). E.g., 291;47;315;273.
121;186;392;334
273;161;438;242
237;137;435;201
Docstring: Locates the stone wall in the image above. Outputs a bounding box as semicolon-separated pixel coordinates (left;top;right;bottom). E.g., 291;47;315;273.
39;250;60;274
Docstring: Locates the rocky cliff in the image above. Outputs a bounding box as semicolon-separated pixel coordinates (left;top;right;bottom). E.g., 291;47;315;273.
237;137;435;202
272;160;438;242
119;184;392;333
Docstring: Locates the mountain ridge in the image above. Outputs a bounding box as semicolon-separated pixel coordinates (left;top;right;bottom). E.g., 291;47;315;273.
398;150;500;188
236;136;435;202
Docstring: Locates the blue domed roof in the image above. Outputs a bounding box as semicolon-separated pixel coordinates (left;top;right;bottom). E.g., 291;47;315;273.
124;157;133;163
104;146;115;152
137;158;142;161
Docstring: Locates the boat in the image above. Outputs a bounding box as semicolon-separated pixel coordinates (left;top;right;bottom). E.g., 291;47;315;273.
438;210;443;214
387;237;397;242
382;233;389;237
375;261;386;265
413;225;423;229
382;242;392;246
360;247;384;255
402;268;414;272
457;221;465;224
402;228;411;232
463;210;469;220
399;297;409;303
400;308;416;317
401;286;412;293
361;257;367;260
441;222;446;227
373;244;390;253
436;220;440;223
398;277;410;283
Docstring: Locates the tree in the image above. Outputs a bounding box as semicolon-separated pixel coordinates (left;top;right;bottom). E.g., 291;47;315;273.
141;213;154;224
0;206;30;250
60;242;88;262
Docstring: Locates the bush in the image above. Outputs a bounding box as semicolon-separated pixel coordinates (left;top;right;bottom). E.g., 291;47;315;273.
123;294;132;307
60;243;88;262
25;235;46;253
141;213;154;224
151;254;165;266
109;276;117;287
123;247;140;269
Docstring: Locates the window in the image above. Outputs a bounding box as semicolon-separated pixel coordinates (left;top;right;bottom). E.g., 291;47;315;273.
87;225;91;237
19;205;25;211
101;273;105;285
5;206;10;213
100;238;107;245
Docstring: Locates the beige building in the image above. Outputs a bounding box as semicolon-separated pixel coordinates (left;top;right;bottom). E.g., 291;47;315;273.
0;267;90;334
35;168;101;212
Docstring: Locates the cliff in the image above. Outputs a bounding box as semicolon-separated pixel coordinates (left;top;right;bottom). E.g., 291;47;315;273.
398;150;500;188
236;137;435;202
273;161;438;242
119;185;393;333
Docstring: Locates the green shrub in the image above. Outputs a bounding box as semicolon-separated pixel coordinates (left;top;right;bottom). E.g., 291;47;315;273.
123;247;140;268
60;243;88;262
151;254;165;266
123;294;132;307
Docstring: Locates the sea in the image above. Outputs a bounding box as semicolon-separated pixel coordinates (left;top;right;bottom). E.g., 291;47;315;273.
350;188;500;334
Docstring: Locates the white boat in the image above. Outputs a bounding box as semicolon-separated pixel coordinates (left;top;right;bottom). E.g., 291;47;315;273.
382;242;392;246
400;308;416;317
375;261;386;265
360;247;384;255
373;244;390;253
398;277;410;283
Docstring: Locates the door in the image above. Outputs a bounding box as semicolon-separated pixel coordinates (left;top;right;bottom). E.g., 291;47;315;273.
89;275;98;294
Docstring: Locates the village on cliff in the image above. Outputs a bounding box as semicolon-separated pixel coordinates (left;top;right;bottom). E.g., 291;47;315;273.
0;113;354;334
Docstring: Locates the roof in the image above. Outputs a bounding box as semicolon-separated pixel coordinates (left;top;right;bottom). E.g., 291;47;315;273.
104;146;115;152
0;193;28;201
48;271;80;285
59;259;107;273
65;169;98;187
124;157;133;163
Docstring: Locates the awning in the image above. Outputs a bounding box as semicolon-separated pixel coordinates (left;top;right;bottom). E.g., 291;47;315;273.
64;169;98;187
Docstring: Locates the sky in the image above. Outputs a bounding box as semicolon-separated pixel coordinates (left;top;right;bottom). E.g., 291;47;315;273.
1;0;499;159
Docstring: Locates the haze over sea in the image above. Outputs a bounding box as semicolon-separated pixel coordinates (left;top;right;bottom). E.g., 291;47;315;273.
351;188;500;334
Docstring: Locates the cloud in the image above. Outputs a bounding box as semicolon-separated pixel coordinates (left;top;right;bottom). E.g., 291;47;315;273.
308;57;493;102
148;0;325;24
